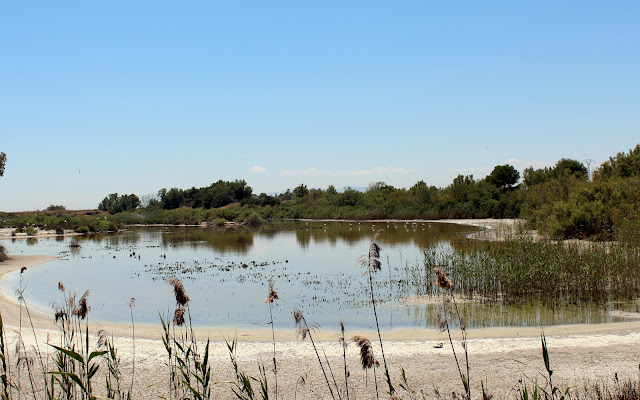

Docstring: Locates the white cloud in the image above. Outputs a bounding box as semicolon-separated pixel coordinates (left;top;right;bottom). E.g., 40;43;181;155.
280;167;330;177
250;165;266;174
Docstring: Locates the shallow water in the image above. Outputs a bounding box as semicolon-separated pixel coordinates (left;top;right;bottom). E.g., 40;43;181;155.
2;221;638;329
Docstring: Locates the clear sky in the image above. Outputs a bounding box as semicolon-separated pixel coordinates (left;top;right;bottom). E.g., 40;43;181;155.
1;1;638;211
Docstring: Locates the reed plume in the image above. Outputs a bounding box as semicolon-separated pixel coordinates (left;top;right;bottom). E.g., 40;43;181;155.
73;290;90;320
434;267;453;291
352;335;380;399
265;276;279;304
58;281;65;292
167;278;190;306
352;336;375;369
173;307;186;326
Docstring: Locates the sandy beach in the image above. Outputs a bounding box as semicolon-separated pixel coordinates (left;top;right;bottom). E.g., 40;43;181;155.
1;221;640;398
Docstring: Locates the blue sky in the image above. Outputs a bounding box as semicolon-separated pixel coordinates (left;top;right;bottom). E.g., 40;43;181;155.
1;1;638;211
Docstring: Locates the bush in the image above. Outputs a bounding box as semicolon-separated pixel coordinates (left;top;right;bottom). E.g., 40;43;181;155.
243;212;265;226
0;245;6;262
25;226;38;236
55;226;65;235
75;225;90;234
47;205;66;211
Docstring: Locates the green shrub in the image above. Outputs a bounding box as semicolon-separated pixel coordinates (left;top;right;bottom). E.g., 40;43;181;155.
0;245;7;262
243;212;265;226
55;226;64;235
75;225;90;234
25;226;38;236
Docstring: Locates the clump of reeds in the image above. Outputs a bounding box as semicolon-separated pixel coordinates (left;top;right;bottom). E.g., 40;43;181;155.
100;329;132;400
225;336;270;400
160;277;212;399
48;283;108;399
424;237;640;304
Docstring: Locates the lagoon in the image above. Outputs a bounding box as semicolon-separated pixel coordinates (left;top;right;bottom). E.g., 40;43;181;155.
1;221;637;330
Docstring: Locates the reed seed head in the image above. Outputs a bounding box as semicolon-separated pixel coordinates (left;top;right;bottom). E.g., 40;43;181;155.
369;242;381;272
54;309;66;323
73;290;90;320
352;335;375;369
167;278;190;306
434;268;453;291
129;297;136;308
58;282;65;292
97;329;107;348
20;266;27;274
265;277;279;304
173;306;186;326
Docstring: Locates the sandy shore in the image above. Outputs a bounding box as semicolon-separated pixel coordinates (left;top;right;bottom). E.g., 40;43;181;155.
2;222;640;398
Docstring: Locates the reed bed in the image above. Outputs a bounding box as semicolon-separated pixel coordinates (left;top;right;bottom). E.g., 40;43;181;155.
423;239;640;303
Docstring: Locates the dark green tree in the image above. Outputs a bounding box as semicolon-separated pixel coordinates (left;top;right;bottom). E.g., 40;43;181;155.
487;164;520;189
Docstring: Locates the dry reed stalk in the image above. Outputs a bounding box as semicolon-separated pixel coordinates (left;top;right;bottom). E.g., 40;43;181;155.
293;309;336;400
434;267;470;399
339;320;350;400
358;231;394;395
265;276;279;400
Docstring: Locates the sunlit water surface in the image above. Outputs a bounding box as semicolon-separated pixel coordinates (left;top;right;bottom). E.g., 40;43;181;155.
2;221;638;330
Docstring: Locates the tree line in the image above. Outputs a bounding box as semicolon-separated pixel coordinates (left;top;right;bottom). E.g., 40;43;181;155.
95;144;640;241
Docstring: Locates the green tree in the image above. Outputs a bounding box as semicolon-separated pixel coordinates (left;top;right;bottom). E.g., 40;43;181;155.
0;152;6;177
294;183;309;198
597;144;640;179
487;164;520;189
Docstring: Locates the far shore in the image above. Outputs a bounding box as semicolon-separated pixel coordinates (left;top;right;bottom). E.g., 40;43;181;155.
2;219;639;397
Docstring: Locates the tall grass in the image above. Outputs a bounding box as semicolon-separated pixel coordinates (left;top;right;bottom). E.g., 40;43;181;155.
424;238;640;302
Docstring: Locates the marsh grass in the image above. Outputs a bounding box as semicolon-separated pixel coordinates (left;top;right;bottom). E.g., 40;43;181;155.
423;238;640;303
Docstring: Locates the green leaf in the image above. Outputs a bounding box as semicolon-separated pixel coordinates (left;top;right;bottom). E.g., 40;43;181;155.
50;371;86;393
48;344;85;365
89;350;107;363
